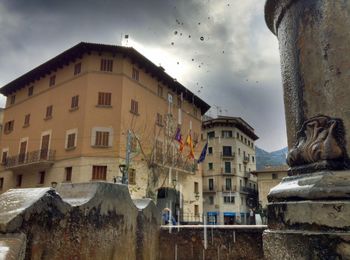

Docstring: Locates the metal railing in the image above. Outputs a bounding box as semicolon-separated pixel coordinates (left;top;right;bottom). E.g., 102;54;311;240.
5;149;56;169
220;152;235;160
240;186;258;195
222;185;237;192
243;156;249;163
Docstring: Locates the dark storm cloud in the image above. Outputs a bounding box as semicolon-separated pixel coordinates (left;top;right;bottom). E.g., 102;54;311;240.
0;0;287;151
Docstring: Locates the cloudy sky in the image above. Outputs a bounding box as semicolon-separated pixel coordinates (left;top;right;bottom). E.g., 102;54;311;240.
0;0;287;152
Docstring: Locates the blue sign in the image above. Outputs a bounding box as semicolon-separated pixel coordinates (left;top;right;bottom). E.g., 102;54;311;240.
224;212;236;217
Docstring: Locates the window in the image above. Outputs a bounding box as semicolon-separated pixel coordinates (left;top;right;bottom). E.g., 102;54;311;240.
193;107;197;117
95;131;109;147
92;166;107;180
0;178;3;189
74;62;81;75
222;146;232;156
248;140;251;146
132;67;139;81
177;96;182;107
38;171;45;184
66;132;76;149
156;113;163;126
239;164;242;171
224;162;231;173
130;99;139;114
4;120;14;134
194;205;199;216
252;156;255;163
194;182;199;193
224;196;235;204
49;75;56;86
208;147;213;155
208;196;214;205
97;92;112;106
241;135;243;142
1;151;8;165
222;130;232;138
65;167;72;181
28;86;34;96
238;148;241;155
241;197;244;205
24;114;30;127
10;95;16;105
128;168;136;185
236;132;239;138
100;59;113;72
45;105;53;119
157;85;163;97
225;178;232;190
208;178;214;190
16;175;22;187
208;162;213;170
272;173;278;180
71;95;79;109
207;131;215;139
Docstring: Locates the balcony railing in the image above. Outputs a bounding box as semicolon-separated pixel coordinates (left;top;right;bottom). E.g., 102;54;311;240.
220;152;235;160
4;149;56;169
243;156;249;164
240;186;258;196
222;185;237;192
243;171;250;178
203;186;216;193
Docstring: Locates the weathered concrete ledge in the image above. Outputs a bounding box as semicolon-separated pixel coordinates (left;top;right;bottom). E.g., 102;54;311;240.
0;182;161;260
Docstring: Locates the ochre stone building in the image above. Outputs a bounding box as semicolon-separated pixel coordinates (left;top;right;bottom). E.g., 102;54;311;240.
254;165;288;208
0;42;210;222
201;116;259;224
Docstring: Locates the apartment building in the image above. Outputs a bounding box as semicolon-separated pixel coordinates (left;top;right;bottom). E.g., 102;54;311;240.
0;42;210;222
201;116;259;225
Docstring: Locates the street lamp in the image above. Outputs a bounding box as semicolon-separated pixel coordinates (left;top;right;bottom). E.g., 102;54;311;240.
172;178;177;189
119;164;128;184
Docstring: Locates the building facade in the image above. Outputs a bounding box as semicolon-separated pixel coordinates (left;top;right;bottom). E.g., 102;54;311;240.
201;116;259;225
0;42;210;222
255;165;288;208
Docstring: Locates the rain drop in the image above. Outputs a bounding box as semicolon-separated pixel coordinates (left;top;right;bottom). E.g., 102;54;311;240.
198;22;201;25
174;31;178;35
200;36;204;41
191;58;194;61
171;42;174;45
180;33;182;36
177;62;180;65
188;35;191;38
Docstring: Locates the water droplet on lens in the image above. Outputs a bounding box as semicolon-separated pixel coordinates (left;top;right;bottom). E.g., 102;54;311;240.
200;36;204;41
174;31;178;35
171;42;174;45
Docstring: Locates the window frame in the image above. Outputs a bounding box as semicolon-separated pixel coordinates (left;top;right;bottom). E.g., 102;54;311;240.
97;92;112;107
92;165;107;180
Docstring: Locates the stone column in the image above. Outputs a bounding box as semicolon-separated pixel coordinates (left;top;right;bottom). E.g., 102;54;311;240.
264;0;350;258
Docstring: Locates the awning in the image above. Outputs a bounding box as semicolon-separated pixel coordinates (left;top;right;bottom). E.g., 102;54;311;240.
207;212;217;216
224;212;236;217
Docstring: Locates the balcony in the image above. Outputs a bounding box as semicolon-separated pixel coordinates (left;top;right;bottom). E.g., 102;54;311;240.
243;156;249;164
203;186;216;193
243;171;250;178
220;152;235;160
240;186;258;196
4;149;56;171
222;185;237;192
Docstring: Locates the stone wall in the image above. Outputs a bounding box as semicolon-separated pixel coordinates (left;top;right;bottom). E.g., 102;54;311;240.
0;182;266;259
159;225;265;260
0;182;160;260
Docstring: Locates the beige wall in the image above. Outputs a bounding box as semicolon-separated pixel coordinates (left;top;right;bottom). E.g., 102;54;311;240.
256;168;288;208
0;51;204;219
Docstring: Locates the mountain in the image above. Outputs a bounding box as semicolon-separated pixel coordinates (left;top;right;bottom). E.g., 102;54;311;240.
255;146;288;170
